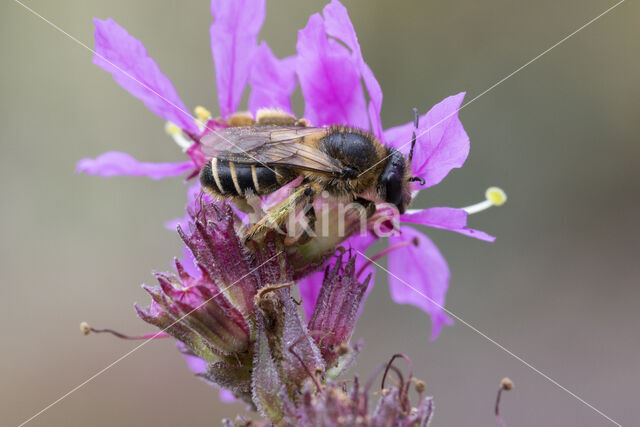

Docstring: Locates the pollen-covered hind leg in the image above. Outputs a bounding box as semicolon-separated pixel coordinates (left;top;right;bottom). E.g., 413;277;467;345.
227;112;256;127
230;193;265;226
244;182;322;245
255;108;298;126
294;118;310;127
284;205;316;246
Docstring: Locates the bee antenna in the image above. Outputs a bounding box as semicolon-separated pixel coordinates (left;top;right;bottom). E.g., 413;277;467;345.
409;107;419;161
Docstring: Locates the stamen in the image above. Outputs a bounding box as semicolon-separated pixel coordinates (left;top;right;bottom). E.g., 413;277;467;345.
414;379;426;394
486;187;507;206
79;321;170;340
80;321;91;335
356;237;419;278
495;377;514;427
381;353;414;413
164;122;181;136
164;121;193;151
194;105;212;122
462;186;507;215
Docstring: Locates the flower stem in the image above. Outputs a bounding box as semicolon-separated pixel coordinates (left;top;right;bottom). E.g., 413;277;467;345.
80;322;170;340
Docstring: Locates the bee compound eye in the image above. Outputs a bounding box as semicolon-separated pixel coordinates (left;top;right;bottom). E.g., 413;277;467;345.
384;177;403;207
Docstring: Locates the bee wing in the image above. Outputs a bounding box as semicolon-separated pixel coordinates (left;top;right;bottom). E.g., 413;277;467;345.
200;126;343;174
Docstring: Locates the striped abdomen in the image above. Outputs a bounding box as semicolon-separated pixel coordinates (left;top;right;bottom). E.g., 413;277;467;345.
200;158;280;197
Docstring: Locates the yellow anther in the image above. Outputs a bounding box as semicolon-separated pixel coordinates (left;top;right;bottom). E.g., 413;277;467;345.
194;106;212;122
461;186;507;214
164;122;181;136
485;187;507;206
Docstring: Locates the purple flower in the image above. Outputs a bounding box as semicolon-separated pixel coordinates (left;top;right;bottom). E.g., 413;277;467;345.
296;11;368;129
91;17;198;133
310;0;383;136
292;4;504;340
78;3;509;423
385;92;471;190
76;151;192;180
77;0;295;181
80;0;505;341
248;42;296;117
210;0;265;119
134;199;372;419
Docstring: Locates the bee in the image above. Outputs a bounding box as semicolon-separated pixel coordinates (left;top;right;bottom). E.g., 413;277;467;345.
199;109;424;243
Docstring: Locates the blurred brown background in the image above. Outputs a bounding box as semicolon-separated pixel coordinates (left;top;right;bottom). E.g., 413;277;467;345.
1;0;639;425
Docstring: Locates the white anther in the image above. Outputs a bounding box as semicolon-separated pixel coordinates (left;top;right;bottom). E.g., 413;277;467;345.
164;121;193;152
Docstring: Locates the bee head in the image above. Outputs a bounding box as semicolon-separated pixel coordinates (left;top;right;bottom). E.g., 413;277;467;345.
379;149;413;214
379;107;424;214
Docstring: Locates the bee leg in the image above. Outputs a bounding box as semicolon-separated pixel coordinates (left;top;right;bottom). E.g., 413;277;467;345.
244;183;320;244
284;205;316;246
230;193;265;227
230;197;254;214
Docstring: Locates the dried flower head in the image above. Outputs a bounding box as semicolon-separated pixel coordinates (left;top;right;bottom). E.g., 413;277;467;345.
130;199;367;417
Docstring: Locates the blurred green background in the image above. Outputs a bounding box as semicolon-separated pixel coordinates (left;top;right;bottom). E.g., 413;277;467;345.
1;0;638;425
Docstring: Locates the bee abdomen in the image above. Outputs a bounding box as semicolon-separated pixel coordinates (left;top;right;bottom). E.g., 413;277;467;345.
200;158;278;197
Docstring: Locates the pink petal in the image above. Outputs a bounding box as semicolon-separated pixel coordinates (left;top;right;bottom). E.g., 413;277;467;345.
179;245;201;279
387;227;454;340
262;176;304;211
401;207;495;242
384;93;469;187
164;183;206;280
218;389;236;403
182;351;207;375
210;0;265;118
296;13;368;128
92;18;197;133
322;0;383;137
248;42;297;116
76;151;192;179
298;269;324;321
165;181;206;231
